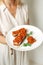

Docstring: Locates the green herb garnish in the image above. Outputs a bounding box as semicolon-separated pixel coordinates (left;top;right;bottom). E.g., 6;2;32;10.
27;31;33;36
23;31;33;47
23;43;31;47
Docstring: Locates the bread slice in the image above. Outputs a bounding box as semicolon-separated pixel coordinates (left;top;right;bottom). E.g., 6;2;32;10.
27;36;36;44
13;28;27;46
12;28;26;37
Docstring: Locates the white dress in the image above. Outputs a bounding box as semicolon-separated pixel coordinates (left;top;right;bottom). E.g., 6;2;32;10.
0;3;29;65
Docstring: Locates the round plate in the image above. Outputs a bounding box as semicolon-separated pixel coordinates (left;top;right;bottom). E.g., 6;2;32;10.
6;25;43;51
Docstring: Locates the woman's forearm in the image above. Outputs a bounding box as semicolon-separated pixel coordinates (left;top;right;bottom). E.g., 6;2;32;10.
0;35;7;44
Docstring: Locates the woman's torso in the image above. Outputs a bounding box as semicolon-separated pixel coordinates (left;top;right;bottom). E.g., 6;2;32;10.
0;3;28;36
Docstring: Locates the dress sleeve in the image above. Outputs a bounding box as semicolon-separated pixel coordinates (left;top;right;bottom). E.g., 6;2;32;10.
0;8;6;36
23;4;29;24
0;8;1;32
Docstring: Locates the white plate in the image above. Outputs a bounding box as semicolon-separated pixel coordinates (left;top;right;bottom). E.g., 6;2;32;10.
6;25;43;51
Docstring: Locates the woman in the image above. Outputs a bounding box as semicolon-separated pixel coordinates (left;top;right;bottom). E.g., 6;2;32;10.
0;0;29;65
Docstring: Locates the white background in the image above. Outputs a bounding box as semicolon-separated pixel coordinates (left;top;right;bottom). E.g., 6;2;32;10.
22;0;43;64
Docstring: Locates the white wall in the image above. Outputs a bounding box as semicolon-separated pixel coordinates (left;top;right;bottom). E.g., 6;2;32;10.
22;0;43;64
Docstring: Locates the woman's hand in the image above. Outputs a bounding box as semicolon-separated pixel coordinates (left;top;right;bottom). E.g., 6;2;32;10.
25;19;29;25
0;32;7;45
26;21;29;25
